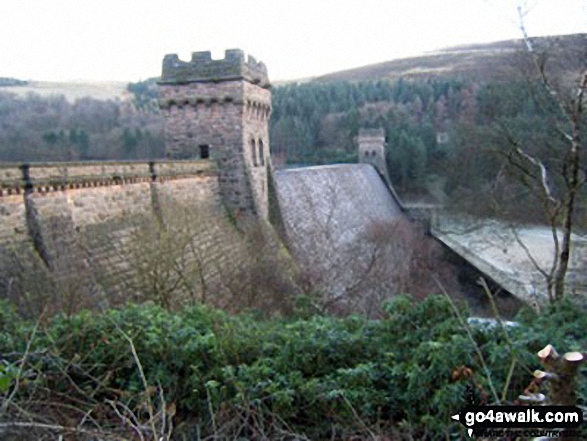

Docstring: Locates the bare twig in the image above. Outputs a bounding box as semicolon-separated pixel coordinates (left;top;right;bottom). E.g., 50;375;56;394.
1;309;44;413
340;393;378;440
205;382;218;438
477;277;535;401
106;399;146;441
109;319;160;440
433;276;501;404
0;421;124;440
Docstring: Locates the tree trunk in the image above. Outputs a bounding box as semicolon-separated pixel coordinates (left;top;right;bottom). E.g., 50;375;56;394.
552;71;586;300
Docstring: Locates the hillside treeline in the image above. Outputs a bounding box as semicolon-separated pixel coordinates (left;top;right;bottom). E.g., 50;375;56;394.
2;75;584;223
272;79;560;185
0;92;164;162
271;77;587;223
271;79;471;188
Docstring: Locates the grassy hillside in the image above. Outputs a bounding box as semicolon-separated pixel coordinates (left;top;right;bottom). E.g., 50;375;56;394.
315;34;587;83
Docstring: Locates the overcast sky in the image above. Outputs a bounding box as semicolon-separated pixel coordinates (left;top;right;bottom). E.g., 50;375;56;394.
0;0;585;82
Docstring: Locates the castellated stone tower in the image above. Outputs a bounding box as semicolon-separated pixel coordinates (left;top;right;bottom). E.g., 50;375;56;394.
358;128;392;187
158;49;271;220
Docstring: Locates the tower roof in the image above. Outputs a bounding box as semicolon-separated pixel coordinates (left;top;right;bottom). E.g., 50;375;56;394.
358;128;385;139
159;49;270;88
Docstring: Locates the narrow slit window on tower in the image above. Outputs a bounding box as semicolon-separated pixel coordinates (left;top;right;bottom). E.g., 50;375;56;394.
251;139;258;166
258;139;265;166
199;144;210;159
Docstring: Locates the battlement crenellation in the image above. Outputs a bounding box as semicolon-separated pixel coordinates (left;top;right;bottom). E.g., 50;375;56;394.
159;49;270;88
358;128;385;139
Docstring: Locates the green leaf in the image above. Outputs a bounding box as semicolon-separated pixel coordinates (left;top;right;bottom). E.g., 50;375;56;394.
0;375;12;393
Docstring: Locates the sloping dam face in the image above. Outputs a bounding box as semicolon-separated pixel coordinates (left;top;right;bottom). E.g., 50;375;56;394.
274;164;407;313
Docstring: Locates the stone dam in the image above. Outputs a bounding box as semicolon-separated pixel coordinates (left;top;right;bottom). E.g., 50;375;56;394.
0;160;261;314
2;47;581;315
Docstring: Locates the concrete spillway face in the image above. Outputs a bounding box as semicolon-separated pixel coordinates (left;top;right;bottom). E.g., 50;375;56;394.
274;163;405;312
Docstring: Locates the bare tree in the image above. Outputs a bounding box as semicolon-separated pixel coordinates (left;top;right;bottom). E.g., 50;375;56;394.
109;198;300;315
115;200;231;309
442;2;587;304
282;178;461;316
500;2;587;301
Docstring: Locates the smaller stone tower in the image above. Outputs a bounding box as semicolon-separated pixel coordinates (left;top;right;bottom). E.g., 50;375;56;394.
358;128;392;187
157;49;271;221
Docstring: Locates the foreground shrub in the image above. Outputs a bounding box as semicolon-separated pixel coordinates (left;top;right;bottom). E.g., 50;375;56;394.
0;296;585;440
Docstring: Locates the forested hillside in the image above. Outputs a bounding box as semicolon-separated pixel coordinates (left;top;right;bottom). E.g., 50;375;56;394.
270;78;472;191
0;92;164;162
270;77;586;214
269;34;587;219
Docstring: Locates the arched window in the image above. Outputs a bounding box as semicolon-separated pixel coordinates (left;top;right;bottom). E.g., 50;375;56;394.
250;138;258;166
258;139;265;166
